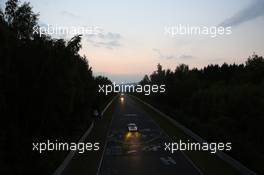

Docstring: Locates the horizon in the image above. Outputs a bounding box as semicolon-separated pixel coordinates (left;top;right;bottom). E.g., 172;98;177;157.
1;0;264;174
1;0;264;83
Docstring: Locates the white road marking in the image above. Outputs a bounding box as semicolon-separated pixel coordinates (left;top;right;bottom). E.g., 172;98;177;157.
160;157;176;165
142;145;161;152
127;150;137;154
124;113;137;116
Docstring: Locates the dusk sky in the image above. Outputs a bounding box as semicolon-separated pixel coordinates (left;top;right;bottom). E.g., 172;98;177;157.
1;0;264;83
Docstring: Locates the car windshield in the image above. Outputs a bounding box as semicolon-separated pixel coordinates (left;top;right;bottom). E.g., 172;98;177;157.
128;124;136;126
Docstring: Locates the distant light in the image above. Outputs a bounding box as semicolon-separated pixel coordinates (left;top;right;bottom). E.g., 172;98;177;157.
120;96;124;102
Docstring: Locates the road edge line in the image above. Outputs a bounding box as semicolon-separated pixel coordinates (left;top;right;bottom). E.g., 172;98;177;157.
52;122;94;175
53;95;117;175
130;95;257;175
129;95;204;175
96;95;117;175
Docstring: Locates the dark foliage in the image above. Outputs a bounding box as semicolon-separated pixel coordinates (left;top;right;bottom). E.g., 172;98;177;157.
0;1;112;174
139;56;264;174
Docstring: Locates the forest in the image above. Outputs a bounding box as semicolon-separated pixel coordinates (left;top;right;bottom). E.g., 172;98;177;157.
0;0;112;174
1;0;263;174
139;56;264;173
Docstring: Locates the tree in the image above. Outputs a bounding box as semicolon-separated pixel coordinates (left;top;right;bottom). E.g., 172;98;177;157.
246;54;264;69
13;2;38;39
140;75;150;85
245;54;264;83
4;0;39;39
66;34;82;55
0;8;4;22
4;0;18;25
138;57;264;173
0;1;113;174
150;63;166;84
175;63;189;73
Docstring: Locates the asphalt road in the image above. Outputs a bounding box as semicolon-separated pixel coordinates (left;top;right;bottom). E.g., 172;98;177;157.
98;95;202;175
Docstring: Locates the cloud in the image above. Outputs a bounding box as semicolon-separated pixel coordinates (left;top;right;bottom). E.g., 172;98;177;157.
60;11;80;19
178;54;193;59
97;32;121;40
85;32;122;49
36;22;122;49
153;48;177;59
153;48;193;60
219;0;264;27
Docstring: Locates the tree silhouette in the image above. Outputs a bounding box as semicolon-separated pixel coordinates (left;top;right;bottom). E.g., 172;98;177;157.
4;0;18;24
0;1;113;174
12;2;38;39
140;75;150;85
139;55;264;174
66;34;82;54
0;8;4;22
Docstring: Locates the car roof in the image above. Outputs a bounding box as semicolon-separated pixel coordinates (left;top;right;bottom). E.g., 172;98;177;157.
128;123;136;125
